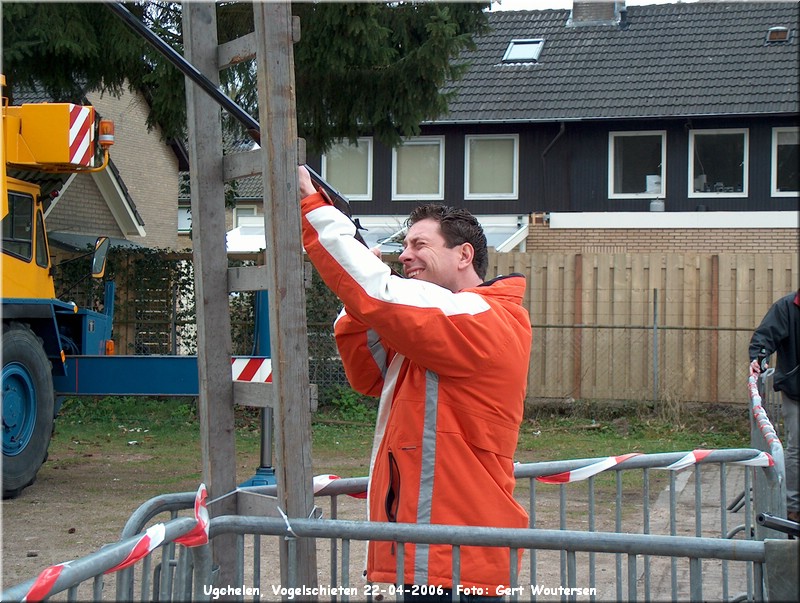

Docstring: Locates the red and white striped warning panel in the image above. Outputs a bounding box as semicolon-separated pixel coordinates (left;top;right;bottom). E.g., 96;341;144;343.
231;357;272;382
68;104;94;167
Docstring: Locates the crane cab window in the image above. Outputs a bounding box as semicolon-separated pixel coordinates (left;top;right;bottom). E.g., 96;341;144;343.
35;210;49;268
2;192;34;261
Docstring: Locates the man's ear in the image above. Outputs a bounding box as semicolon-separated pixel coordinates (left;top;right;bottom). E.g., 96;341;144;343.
458;242;475;270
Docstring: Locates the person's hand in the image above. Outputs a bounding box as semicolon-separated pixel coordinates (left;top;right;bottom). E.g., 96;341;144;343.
749;358;769;378
370;246;382;259
297;165;317;199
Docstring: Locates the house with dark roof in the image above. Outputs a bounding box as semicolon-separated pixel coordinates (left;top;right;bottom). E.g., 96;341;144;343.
304;0;799;255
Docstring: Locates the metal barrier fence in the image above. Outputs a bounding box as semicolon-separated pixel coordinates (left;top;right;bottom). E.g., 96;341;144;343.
747;369;787;541
4;447;784;602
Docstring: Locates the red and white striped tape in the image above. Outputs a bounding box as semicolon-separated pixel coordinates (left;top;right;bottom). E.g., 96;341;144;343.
664;449;773;471
22;484;210;601
22;563;69;602
536;449;774;485
174;483;210;547
231;357;272;382
69;105;93;166
104;523;166;574
537;453;641;484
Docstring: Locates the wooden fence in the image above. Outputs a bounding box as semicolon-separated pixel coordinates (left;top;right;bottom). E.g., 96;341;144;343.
487;252;798;404
90;250;797;406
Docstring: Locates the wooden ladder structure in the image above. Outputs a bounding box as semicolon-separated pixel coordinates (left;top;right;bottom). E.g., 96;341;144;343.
182;2;317;588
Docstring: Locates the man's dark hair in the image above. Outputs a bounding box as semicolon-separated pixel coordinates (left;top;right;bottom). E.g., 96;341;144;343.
405;204;488;280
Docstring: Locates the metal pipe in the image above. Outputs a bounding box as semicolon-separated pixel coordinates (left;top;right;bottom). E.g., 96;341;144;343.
105;1;260;136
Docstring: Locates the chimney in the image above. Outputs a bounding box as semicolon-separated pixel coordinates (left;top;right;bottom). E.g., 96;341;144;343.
567;0;626;27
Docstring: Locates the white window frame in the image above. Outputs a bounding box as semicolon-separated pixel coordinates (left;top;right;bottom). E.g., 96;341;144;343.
178;206;192;233
502;39;544;63
608;130;667;199
391;136;445;201
234;205;258;228
688;128;749;198
464;134;519;200
771;126;799;197
321;137;373;201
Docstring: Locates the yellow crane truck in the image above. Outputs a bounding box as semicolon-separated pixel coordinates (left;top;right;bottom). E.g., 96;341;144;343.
2;76;261;499
2;75;114;498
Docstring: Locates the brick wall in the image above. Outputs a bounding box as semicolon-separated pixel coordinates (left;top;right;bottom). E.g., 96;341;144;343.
525;221;800;254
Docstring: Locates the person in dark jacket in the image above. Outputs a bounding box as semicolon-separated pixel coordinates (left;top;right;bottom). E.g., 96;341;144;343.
749;289;800;522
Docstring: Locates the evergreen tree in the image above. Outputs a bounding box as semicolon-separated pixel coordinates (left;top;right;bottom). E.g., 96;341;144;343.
2;1;489;153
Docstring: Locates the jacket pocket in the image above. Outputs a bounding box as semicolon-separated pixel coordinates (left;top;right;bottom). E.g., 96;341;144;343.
385;451;400;522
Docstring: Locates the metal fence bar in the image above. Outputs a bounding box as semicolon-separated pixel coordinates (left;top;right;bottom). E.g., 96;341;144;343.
92;575;104;601
173;546;190;601
341;538;350;602
669;470;678;602
396;540;405;601
695;464;702;538
161;541;176;600
142;553;153;600
642;468;651;601
689;557;702;602
191;544;213;602
627;554;637;602
559;483;567;593
213;516;766;558
253;534;262;603
615;471;623;601
745;468;755;598
509;547;519;603
528;477;537;601
749;371;788;541
719;462;729;602
451;545;460;603
587;475;596;602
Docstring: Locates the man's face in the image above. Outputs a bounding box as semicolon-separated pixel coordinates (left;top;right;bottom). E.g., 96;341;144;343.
398;218;465;292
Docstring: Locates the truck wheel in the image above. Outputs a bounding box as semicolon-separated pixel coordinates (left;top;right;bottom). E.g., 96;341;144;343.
2;323;54;499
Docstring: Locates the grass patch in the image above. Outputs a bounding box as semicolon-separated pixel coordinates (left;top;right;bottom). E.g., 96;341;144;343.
49;395;750;487
518;398;748;462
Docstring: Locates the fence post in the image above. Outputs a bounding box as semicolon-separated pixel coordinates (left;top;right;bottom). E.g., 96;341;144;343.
653;288;659;402
710;255;719;402
573;254;583;400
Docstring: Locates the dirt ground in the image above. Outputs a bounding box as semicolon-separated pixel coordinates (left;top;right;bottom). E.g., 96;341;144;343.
1;446;201;589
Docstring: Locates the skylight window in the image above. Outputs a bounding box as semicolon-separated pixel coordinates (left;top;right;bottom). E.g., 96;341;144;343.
765;26;791;43
502;39;544;63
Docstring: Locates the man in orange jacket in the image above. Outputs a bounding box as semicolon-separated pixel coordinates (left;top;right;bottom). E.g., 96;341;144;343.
299;166;531;601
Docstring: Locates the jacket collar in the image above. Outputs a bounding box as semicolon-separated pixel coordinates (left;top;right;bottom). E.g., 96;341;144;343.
468;273;526;305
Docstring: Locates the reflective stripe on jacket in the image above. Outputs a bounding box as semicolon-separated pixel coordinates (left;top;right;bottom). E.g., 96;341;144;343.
301;193;531;590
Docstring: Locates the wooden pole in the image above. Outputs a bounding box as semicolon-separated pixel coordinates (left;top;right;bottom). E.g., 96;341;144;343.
182;1;238;582
252;1;318;588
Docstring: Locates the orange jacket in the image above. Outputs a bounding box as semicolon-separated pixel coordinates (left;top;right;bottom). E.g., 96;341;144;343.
301;192;531;590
